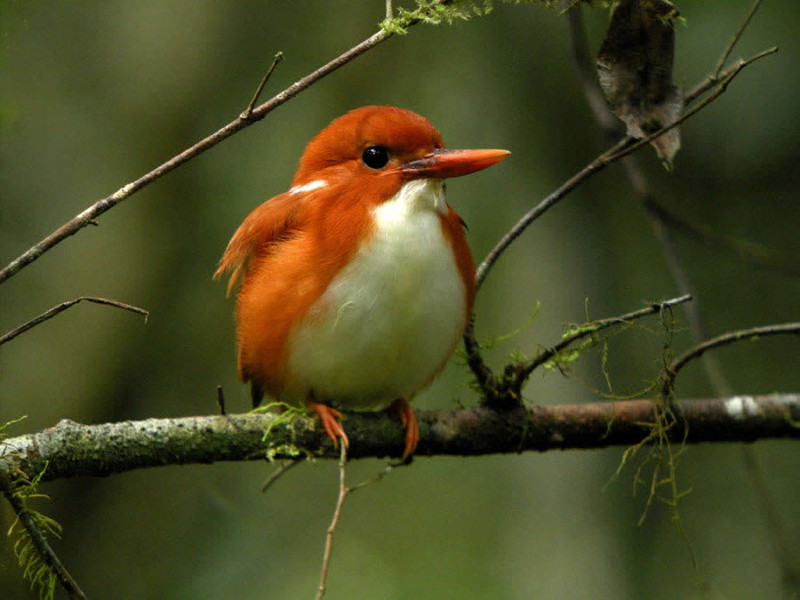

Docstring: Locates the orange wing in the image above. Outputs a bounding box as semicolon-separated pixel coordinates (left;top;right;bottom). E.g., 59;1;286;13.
214;192;301;296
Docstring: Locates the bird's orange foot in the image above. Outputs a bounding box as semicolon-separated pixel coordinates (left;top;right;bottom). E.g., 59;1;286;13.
390;398;419;460
305;398;349;450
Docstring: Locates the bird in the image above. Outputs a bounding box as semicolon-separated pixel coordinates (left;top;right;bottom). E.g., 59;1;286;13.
215;105;509;459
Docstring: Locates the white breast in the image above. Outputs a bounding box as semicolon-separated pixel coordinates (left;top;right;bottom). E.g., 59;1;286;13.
284;179;467;411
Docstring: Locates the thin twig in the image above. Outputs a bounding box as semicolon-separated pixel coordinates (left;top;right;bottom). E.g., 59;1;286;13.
568;5;798;592
474;137;631;290
242;52;284;118
664;322;800;392
685;45;778;106
0;469;88;599
216;386;227;416
348;462;395;493
521;295;692;380
312;444;399;598
603;47;778;163
462;316;497;398
473;42;778;294
260;459;301;493
0;296;148;346
316;444;348;600
713;0;764;78
0;29;393;285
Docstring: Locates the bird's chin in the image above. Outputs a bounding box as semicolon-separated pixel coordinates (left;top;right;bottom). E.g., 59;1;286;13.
387;178;447;215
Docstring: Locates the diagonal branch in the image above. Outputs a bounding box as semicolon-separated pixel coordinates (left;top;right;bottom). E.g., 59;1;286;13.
477;295;692;409
519;294;691;382
712;0;764;79
464;34;777;395
0;0;465;286
0;27;398;285
0;469;87;599
567;2;799;591
473;44;777;292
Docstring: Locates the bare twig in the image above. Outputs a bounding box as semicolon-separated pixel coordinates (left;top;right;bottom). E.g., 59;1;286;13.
567;3;798;593
473;44;773;294
0;468;88;599
713;0;764;78
242;52;284;118
260;459;301;493
348;462;395;493
685;45;778;106
0;296;148;346
474;137;631;290
316;444;348;600
663;323;800;395
603;47;778;163
312;445;397;599
0;28;394;285
473;39;775;294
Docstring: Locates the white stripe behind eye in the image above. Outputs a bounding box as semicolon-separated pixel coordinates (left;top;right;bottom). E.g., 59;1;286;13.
288;179;328;195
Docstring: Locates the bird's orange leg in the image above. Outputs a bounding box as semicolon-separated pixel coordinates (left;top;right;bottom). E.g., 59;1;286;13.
305;397;349;450
390;398;419;460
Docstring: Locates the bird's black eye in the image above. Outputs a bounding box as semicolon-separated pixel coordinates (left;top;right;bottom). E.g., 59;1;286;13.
361;146;390;170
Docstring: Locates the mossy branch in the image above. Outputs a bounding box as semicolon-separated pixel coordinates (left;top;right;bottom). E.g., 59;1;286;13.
1;393;797;484
0;466;86;599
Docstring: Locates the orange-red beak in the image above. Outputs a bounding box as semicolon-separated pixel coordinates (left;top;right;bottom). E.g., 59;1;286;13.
397;148;510;179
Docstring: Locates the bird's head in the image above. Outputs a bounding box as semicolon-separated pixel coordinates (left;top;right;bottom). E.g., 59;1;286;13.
291;106;509;205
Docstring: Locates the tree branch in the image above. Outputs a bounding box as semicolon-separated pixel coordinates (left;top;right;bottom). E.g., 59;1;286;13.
517;294;691;385
0;469;87;599
566;3;800;593
0;28;393;285
662;323;800;396
472;42;777;291
0;0;467;286
2;393;797;483
0;297;148;347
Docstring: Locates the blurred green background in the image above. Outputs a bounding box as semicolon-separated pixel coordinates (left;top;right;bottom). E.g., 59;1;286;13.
1;2;798;598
